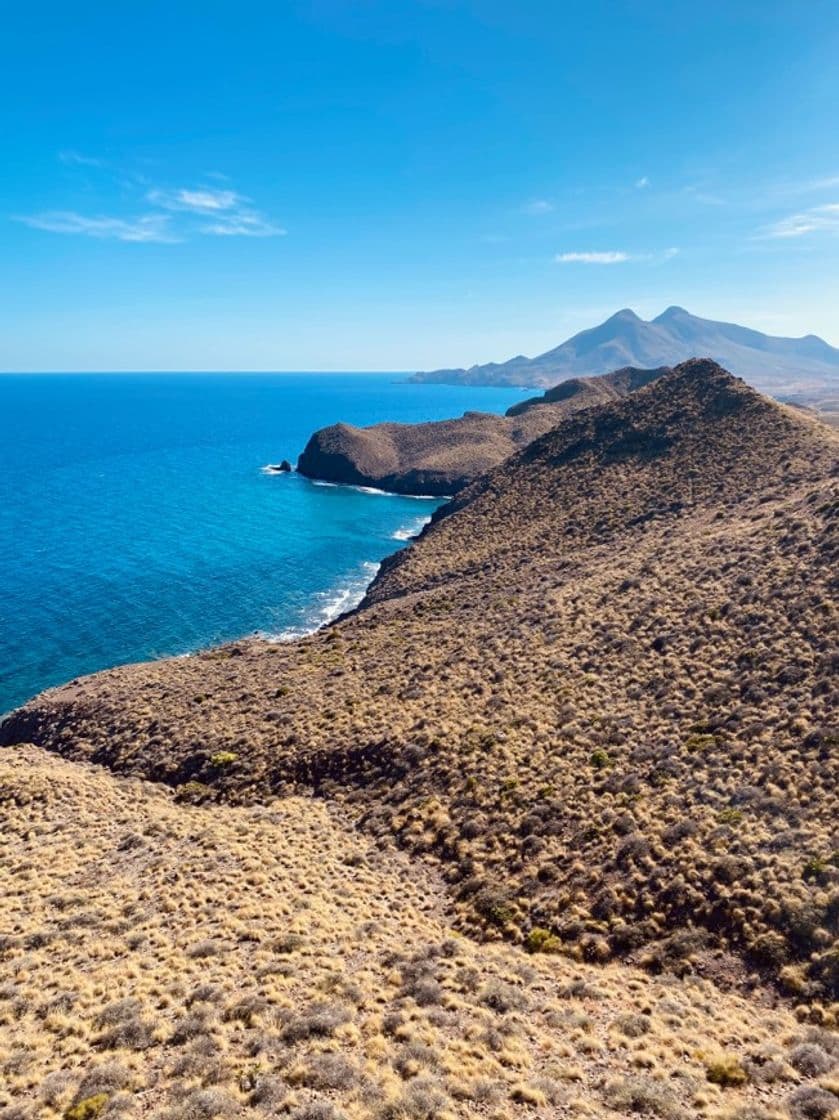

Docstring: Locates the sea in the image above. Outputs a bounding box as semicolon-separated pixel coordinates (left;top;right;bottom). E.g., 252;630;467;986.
0;373;529;714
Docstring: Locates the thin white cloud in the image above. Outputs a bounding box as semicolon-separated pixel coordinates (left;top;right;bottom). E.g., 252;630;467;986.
762;202;839;239
15;211;178;243
15;169;286;243
635;176;650;189
148;184;285;236
58;150;105;168
555;251;629;264
523;199;554;215
147;187;243;213
555;247;679;264
202;211;287;237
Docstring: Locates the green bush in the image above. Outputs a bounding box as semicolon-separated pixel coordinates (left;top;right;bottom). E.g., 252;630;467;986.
210;751;238;768
65;1095;109;1120
525;927;561;954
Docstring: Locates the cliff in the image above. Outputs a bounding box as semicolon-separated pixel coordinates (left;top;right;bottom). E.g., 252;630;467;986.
297;365;669;494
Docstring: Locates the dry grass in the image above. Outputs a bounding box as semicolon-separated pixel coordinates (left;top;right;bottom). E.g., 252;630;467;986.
0;745;830;1120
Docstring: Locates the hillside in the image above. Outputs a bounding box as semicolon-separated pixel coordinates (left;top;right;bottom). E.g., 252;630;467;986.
411;307;839;397
297;367;667;495
2;744;824;1120
2;361;839;1120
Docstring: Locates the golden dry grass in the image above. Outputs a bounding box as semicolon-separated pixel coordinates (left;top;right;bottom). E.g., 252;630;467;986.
2;744;834;1120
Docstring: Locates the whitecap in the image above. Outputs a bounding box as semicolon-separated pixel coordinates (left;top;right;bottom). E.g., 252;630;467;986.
265;560;382;643
391;514;432;541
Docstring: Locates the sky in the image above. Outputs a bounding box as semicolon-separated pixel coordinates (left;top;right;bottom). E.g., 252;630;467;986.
1;0;838;371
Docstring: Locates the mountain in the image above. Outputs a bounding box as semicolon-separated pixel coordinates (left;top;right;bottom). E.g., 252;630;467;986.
5;360;838;1023
297;366;669;495
411;306;839;396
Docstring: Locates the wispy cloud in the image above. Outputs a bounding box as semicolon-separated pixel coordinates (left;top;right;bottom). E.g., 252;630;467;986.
14;211;178;243
58;150;105;168
555;250;628;264
635;176;650;189
555;247;679;264
202;212;286;237
148;185;286;237
15;163;286;244
522;199;554;215
147;187;244;213
683;185;726;206
761;202;839;239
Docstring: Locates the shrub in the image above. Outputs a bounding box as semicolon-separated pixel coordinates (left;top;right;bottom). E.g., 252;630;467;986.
289;1103;344;1120
479;980;528;1014
64;1097;109;1120
222;994;267;1026
74;1063;133;1102
281;1001;351;1042
187;939;223;959
525;927;561;954
209;752;238;768
788;1042;836;1076
379;1075;450;1119
705;1054;748;1087
40;1071;75;1108
785;1085;839;1120
410;977;443;1006
612;1012;651;1038
297;1053;357;1091
602;1076;681;1118
248;1075;286;1111
166;1087;239;1120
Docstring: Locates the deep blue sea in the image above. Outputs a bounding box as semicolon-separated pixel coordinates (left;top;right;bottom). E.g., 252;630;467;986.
0;373;529;714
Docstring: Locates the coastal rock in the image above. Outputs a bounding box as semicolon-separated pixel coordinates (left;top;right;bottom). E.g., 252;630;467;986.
297;365;669;495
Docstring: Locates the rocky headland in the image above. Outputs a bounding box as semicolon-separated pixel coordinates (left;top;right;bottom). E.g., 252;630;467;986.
297;366;669;495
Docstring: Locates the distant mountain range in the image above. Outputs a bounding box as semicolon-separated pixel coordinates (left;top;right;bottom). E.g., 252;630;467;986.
411;306;839;397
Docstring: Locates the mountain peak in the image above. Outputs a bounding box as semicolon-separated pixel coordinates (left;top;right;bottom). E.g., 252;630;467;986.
654;304;691;322
608;307;642;323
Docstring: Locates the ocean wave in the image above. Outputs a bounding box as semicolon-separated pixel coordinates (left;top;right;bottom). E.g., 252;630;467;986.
308;478;444;500
392;514;432;541
267;560;381;643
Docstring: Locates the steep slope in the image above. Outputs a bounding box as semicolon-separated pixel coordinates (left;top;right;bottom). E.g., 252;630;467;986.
3;362;838;1015
1;745;820;1120
297;367;668;495
412;307;839;396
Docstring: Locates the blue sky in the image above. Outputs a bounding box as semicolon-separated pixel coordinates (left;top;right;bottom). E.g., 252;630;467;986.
1;0;838;370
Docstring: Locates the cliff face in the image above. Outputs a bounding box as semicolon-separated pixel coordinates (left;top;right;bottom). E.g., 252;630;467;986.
297;365;669;495
4;361;839;1010
297;412;521;496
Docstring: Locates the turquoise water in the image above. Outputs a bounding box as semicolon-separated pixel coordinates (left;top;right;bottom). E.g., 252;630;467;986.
0;373;528;713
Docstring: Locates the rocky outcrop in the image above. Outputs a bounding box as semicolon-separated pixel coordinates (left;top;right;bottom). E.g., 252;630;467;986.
297;366;669;495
